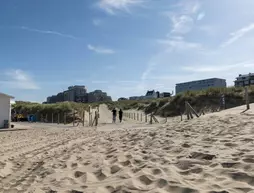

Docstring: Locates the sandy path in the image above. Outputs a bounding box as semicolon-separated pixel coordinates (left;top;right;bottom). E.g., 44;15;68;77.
0;104;253;192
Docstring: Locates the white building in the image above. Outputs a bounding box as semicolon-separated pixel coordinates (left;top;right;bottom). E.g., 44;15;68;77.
176;78;226;94
234;73;254;87
0;93;14;128
144;90;159;99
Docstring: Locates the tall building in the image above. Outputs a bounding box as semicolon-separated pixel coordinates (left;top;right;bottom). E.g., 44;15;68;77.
45;86;112;104
234;73;254;87
175;78;226;94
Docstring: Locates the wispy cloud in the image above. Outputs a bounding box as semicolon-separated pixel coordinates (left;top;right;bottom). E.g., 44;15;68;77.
182;61;254;73
221;23;254;47
197;12;205;21
87;44;115;54
171;15;194;34
1;69;39;90
166;0;201;34
16;26;79;40
98;0;143;15
91;80;109;84
157;37;202;51
93;19;102;26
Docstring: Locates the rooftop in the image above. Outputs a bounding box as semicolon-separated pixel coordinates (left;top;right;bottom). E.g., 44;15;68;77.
236;73;254;78
0;92;14;99
176;78;225;86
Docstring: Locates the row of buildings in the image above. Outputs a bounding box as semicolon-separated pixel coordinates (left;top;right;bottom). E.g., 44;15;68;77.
119;90;173;101
175;73;254;94
120;73;254;101
45;85;112;104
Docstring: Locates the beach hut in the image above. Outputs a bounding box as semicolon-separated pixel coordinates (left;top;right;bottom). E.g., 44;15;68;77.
0;92;14;128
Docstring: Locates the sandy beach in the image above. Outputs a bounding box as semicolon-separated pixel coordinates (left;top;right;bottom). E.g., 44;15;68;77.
0;104;254;193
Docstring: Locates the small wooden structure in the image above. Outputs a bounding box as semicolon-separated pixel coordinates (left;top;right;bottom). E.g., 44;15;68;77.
185;101;199;120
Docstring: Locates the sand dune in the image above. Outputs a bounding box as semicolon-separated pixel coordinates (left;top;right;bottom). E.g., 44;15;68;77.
0;104;254;193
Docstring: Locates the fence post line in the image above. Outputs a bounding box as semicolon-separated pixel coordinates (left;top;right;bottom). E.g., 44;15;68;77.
149;114;153;124
73;111;75;126
187;102;199;118
245;87;250;110
145;114;147;122
82;111;85;126
58;113;60;124
185;101;190;120
137;113;139;121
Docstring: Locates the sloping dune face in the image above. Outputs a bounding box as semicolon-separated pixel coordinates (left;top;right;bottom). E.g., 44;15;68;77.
0;104;254;193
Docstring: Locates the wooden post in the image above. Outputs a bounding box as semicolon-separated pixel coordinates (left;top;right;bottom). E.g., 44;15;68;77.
58;113;60;124
134;113;136;120
46;114;48;123
137;113;139;121
187;102;199;118
185;102;190;120
141;114;142;122
64;113;66;125
82;111;85;126
189;109;193;119
52;113;54;123
97;107;100;119
180;112;183;121
88;106;91;126
245;87;250;110
145;114;148;122
95;111;98;126
149;114;153;124
73;111;75;126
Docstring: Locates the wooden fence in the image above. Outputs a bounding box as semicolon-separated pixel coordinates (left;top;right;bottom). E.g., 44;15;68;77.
123;112;160;124
35;105;100;127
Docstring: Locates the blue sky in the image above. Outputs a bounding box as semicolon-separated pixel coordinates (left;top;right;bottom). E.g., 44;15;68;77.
1;0;254;102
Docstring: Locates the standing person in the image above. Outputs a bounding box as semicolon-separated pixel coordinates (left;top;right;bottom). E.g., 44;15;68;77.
112;108;117;123
119;109;123;123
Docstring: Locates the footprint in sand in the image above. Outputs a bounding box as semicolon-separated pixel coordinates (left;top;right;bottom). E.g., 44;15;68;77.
110;165;121;174
189;152;216;161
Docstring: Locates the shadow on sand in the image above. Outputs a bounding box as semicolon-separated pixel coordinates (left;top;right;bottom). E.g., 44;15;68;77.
0;128;28;132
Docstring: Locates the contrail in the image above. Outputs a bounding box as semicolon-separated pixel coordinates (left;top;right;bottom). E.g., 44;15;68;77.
15;26;80;40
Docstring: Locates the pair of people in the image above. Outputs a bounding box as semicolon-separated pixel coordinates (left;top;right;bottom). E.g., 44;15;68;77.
112;108;123;123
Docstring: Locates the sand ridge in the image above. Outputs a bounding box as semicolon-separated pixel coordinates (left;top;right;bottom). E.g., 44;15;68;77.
0;104;254;192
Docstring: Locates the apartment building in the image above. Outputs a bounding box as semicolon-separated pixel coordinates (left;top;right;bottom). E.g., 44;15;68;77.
234;73;254;87
176;78;226;94
46;86;112;104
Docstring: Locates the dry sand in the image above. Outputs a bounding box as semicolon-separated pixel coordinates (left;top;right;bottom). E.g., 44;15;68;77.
0;104;254;193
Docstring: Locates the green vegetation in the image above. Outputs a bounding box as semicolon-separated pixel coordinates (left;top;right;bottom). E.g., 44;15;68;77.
13;86;254;120
107;86;254;117
12;101;99;115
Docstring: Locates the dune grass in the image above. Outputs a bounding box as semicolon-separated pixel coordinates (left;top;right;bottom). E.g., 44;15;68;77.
13;86;254;118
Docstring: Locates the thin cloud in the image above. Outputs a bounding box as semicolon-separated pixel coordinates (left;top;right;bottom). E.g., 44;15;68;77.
157;38;202;51
91;80;109;84
17;26;79;40
93;19;102;26
221;23;254;47
87;44;115;54
2;69;39;90
98;0;143;15
167;0;201;34
197;12;205;21
171;15;194;34
182;61;254;73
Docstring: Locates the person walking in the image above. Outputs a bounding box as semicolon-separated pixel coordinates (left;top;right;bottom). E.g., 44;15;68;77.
119;109;123;123
112;108;117;123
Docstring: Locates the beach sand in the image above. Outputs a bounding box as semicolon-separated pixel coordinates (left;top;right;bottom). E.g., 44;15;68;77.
0;104;254;193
